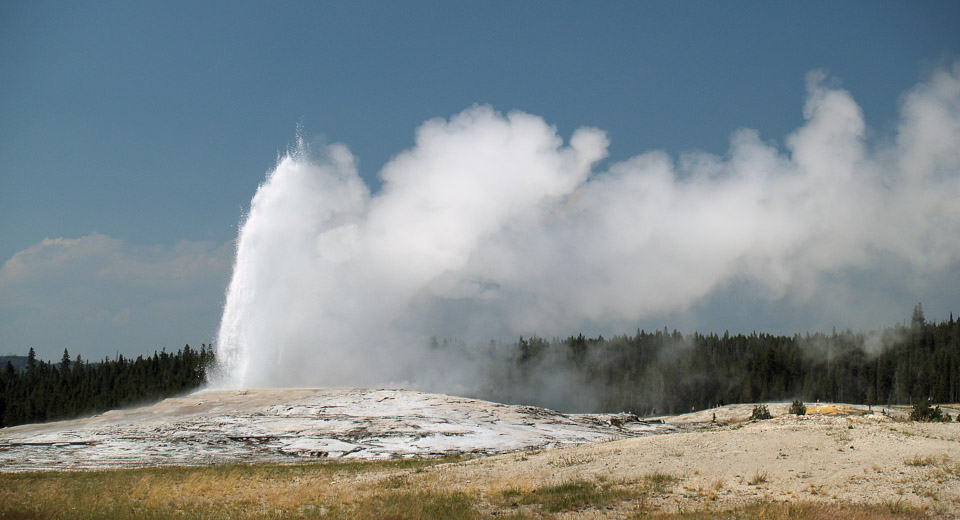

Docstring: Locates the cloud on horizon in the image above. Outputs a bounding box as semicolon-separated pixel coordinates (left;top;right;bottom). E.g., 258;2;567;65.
0;234;233;360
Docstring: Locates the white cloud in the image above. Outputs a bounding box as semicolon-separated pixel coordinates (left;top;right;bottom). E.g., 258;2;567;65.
0;233;233;360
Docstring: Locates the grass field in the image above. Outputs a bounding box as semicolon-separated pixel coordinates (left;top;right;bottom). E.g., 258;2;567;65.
0;457;930;519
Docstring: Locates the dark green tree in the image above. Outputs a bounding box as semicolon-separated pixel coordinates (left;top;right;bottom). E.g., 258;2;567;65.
60;348;71;371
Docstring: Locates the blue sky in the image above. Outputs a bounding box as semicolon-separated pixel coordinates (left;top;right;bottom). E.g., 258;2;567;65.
2;2;959;361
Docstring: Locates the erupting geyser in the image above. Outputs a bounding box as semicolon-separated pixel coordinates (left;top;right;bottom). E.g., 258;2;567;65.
214;111;608;389
215;65;960;392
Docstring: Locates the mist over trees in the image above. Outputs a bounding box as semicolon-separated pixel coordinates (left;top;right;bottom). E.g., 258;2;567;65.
472;306;960;414
0;345;213;428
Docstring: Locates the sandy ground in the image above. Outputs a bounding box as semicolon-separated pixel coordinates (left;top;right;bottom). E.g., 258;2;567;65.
428;402;960;517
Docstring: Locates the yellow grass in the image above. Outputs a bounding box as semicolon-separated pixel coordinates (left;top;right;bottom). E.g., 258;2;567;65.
0;459;932;520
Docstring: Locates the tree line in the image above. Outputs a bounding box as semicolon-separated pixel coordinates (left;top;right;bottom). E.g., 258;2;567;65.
2;306;958;426
1;345;214;428
480;305;960;414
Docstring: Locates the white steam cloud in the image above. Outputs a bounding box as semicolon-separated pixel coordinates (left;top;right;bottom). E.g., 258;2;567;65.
216;64;960;390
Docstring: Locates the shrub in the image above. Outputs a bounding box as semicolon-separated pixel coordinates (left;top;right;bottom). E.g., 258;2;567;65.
750;404;772;420
789;400;806;416
932;406;947;421
909;400;948;422
909;400;928;421
934;406;947;421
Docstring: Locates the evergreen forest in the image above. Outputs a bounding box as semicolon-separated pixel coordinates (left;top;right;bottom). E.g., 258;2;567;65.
483;305;960;414
0;345;214;428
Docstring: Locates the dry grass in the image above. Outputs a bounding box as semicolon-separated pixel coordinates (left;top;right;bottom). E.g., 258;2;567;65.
639;501;926;519
549;453;594;467
0;458;465;520
904;454;950;468
0;460;933;520
747;470;769;486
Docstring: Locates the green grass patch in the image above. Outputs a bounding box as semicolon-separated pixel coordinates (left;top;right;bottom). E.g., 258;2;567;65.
500;474;679;514
350;490;481;520
520;480;611;512
641;472;680;494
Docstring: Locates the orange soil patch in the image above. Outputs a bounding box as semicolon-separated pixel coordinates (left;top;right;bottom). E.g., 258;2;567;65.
807;404;859;415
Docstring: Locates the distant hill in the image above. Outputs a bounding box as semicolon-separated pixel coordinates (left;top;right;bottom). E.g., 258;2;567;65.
0;356;29;373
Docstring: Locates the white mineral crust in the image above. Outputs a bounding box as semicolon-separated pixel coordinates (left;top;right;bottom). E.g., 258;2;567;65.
0;388;675;471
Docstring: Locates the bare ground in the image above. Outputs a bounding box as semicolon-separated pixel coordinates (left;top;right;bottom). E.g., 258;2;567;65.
421;403;960;517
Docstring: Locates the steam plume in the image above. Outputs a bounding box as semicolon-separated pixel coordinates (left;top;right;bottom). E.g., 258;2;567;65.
215;64;960;391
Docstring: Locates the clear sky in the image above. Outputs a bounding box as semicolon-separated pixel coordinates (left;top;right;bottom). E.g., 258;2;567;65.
2;1;959;362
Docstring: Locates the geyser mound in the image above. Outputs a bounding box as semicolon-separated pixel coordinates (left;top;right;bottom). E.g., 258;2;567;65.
0;388;673;471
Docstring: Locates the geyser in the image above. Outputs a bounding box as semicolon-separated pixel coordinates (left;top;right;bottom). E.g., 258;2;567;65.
215;64;960;392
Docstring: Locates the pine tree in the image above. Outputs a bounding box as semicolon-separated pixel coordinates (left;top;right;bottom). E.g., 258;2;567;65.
912;303;926;330
60;348;71;372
